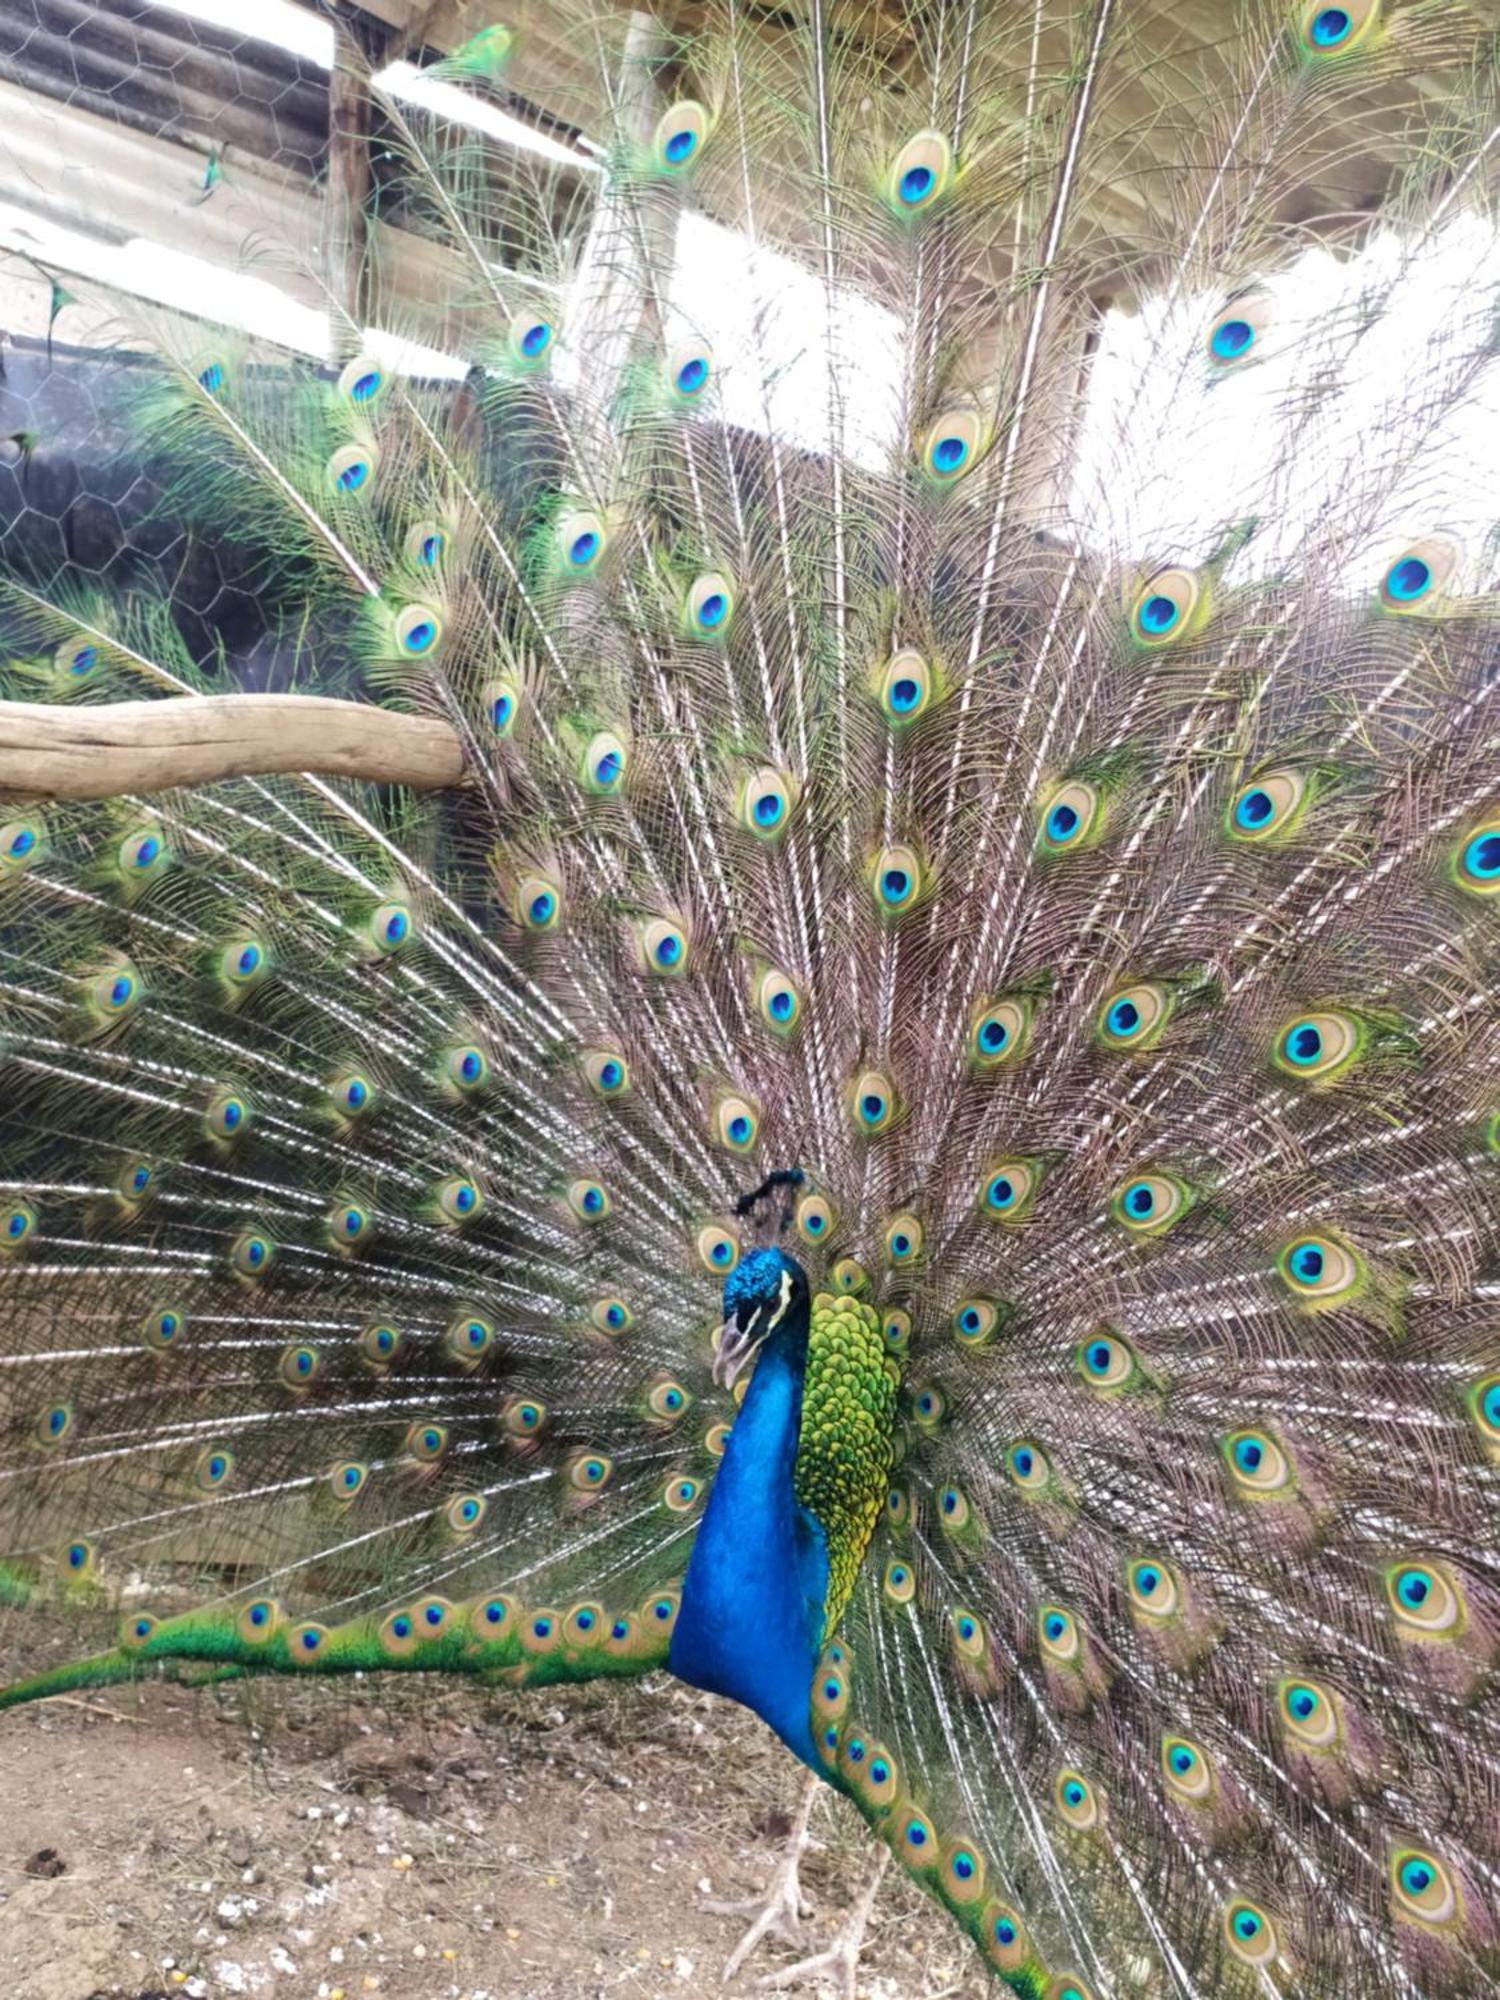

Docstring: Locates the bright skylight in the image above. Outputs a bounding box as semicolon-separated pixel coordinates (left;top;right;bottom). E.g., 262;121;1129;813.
167;0;336;67
374;60;600;172
1069;215;1500;582
663;212;904;471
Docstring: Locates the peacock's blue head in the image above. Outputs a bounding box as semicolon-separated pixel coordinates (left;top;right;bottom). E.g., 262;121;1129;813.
715;1246;809;1388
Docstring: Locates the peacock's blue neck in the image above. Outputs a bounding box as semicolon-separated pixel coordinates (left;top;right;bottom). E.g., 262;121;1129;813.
669;1304;828;1770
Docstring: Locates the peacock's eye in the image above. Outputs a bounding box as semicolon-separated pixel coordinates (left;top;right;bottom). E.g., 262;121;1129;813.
1038;1606;1079;1660
1454;818;1500;896
1040;780;1100;852
696;1223;739;1274
1098;981;1171;1051
1276;1232;1361;1304
1386;1560;1462;1635
327;443;376;494
921;406;985;481
1389;1847;1458;1925
667;340;711;398
1279;1676;1338;1747
739;766;795;839
582;1049;630;1098
886;130;953;214
756;967;801;1034
1379;532;1458;612
1131;566;1202;645
883;1211;922;1264
1161;1735;1212;1800
1222;1427;1293;1496
876;648;934;725
1076;1330;1139;1392
952;1297;998;1347
1109;1171;1191;1237
1272;1009;1364;1083
1223;1900;1277;1967
483;678;520;737
979;1160;1037;1223
850;1068;897;1135
1055;1769;1097;1828
510;312;552;363
369;900;412;954
640;916;689;975
654;100;707;171
1205;287;1274;366
872;843;924;914
393;603;442;657
686;570;734;635
795;1193;835;1245
1226;767;1307;842
1126;1558;1178;1617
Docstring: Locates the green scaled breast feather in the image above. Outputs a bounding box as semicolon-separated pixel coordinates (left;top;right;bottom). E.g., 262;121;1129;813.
794;1294;900;1640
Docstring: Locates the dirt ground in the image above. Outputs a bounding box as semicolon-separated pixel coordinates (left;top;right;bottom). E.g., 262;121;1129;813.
1;1672;990;2000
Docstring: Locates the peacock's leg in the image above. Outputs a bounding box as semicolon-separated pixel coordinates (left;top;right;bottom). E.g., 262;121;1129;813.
757;1840;888;2000
708;1766;820;1981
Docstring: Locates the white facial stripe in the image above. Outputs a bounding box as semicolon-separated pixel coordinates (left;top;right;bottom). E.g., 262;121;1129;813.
764;1267;794;1332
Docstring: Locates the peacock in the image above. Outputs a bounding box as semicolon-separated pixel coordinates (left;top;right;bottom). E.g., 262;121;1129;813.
2;0;1500;1994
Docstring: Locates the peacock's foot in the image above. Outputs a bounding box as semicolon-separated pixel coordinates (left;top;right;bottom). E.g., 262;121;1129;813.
708;1768;819;1982
756;1842;889;1999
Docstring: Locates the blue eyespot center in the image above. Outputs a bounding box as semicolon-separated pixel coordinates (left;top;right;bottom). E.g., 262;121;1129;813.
236;945;260;975
890;676;920;712
676;356;707;393
1289;1242;1324;1283
352;370;380;401
655;933;682;966
133;836;160;867
1289;1686;1319;1719
1234;1437;1264;1473
460;1052;482;1082
385;911;408;943
1464;832;1500;879
491;694;513;728
1400;1859;1434;1896
1312;7;1352;46
1135;1565;1159;1595
728;1115;752;1145
520;321;550;357
599;1060;623;1091
1170;1745;1196;1774
403;619;436;654
569;531;599;566
1234;1911;1262;1940
697;591;727;629
1086;1340;1113;1373
995;1919;1017;1946
988;1176;1014;1208
1047;803;1079;841
664;128;696;164
1109;999;1140;1036
1396;1568;1431;1608
1386;555;1431;601
900;164;934;204
1125;1183;1154;1217
1044;1613;1067;1641
110;977;133;1008
979;1019;1007;1051
1211;317;1253;359
861;1093;886;1122
1287;1023;1323;1064
1140;593;1178;635
9;829;36;856
1237;787;1273;828
529;891;556;925
420;533;443;565
769;988;794;1021
199;362;224;391
338;460;368;491
1063;1781;1085;1807
595;751;622;787
932;434;967;473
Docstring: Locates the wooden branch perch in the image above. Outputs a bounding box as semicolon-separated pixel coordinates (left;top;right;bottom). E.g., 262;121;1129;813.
0;695;467;800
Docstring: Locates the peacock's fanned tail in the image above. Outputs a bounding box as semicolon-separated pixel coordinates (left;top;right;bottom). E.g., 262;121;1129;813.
2;2;1499;1994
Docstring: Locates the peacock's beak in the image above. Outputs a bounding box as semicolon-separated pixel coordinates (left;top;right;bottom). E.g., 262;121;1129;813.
712;1313;763;1390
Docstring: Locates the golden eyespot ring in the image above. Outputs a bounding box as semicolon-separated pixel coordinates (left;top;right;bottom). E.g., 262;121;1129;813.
329;1461;369;1503
117;824;167;878
368;899;412;954
237;1599;281;1645
359;1321;400;1368
205;1089;251;1143
582;729;627;795
640;916;690;975
1300;0;1381;57
1126;1558;1178;1618
1273;1009;1362;1082
647;1378;690;1423
1205;287;1275;367
1277;1232;1361;1302
851;1068;898;1134
756;966;801;1034
326;442;377;496
686;570;735;636
392;602;442;658
591;1296;633;1335
564;1178;610;1223
557;506;608;572
704;1420;731;1457
1228;766;1307;841
667;339;712;399
952;1297;998;1347
470;1594;518;1642
653;99;709;172
936;1484;970;1531
795;1192;835;1246
876;648;934;725
446;1315;493;1367
337;353;385;404
1131;566;1201;646
508;311;553;366
696;1222;740;1275
405;1419;447;1461
582;1048;630;1098
1223;1898;1278;1965
887;129;953;214
883;1560;916;1604
851;1742;899;1809
565;1602;605;1647
405;519;447;569
872;843;924;915
436;1175;484;1224
193;1445;234;1490
1223;1428;1291;1495
1389;1848;1458;1926
883;1212;922;1264
1040;780;1100;851
979;1160;1036;1222
1110;1171;1191;1235
520;1608;563;1655
715;1094;760;1153
970;995;1029;1066
483;677;521;737
567;1450;613;1494
981;1902;1028;1973
1007;1439;1049;1490
831;1256;867;1294
1044;1980;1095;2000
950;1608;987;1660
1098;980;1170;1049
1279;1677;1339;1748
911;1384;946;1432
229;1229;275;1278
1055;1769;1098;1829
738;767;795;840
921;407;985;482
279;1344;320;1392
662;1474;701;1513
1077;1330;1135;1390
1386;1560;1462;1636
1380;531;1459;613
0;817;46;872
515;873;562;932
1038;1605;1079;1662
501;1396;546;1440
1455;817;1500;897
142;1305;187;1352
881;1309;911;1354
939;1838;986;1905
1161;1735;1213;1802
